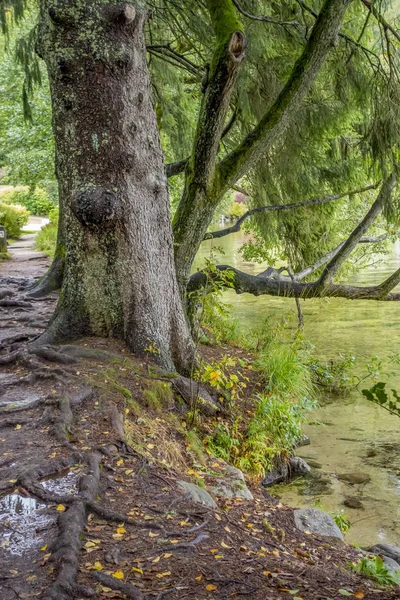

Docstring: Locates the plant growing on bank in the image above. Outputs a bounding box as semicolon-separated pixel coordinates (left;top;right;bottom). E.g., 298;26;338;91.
351;556;400;586
333;510;351;533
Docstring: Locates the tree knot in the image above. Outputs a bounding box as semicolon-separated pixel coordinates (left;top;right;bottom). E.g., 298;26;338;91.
72;186;122;230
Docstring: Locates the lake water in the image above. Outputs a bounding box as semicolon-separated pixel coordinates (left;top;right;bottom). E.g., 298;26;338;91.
195;229;400;548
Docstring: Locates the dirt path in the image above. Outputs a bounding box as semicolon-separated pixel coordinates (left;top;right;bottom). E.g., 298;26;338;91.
0;246;399;600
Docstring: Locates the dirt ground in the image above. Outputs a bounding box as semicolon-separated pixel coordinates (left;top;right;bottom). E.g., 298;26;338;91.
0;240;399;600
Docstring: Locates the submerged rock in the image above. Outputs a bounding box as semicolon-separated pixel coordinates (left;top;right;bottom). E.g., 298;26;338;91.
209;464;253;501
177;480;217;509
294;508;343;541
343;496;364;509
262;456;310;488
337;472;371;485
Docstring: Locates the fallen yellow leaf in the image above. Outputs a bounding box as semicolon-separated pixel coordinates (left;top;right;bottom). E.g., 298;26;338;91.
116;527;126;534
40;545;47;551
116;459;124;466
156;571;171;578
149;531;159;538
14;424;22;431
94;562;103;570
163;553;173;558
206;584;217;591
112;570;124;580
132;567;143;574
56;504;66;512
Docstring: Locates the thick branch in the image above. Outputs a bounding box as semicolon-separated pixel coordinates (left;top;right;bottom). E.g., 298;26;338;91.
216;0;352;193
188;265;400;302
166;158;188;178
186;1;245;190
317;174;397;288
205;183;379;239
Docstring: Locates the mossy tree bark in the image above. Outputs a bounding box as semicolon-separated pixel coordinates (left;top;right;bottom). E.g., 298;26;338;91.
36;0;194;372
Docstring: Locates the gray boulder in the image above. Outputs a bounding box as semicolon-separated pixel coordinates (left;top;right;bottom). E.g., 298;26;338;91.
209;464;253;501
177;480;217;509
294;508;343;541
369;543;400;564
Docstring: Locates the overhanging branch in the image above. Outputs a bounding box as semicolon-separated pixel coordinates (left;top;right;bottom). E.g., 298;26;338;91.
231;0;300;26
188;264;400;302
204;183;380;240
317;173;397;288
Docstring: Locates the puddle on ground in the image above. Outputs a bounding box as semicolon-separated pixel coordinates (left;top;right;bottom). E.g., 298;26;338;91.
0;471;80;555
41;469;79;496
0;494;53;555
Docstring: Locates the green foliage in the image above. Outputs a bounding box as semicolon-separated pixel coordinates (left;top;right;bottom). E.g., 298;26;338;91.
205;422;240;462
1;187;55;216
236;394;316;476
229;201;247;220
142;381;174;411
333;510;351;533
198;355;248;406
362;382;400;418
35;206;58;256
308;353;356;391
0;200;29;237
351;556;400;586
255;342;314;400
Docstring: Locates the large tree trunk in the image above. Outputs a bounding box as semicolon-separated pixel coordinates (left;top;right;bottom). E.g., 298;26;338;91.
36;0;195;372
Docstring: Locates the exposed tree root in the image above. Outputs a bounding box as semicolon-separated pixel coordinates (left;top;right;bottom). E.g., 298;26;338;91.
91;571;144;599
0;299;33;308
30;345;78;365
44;452;101;600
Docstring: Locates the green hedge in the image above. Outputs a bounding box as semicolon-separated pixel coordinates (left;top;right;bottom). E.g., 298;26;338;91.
0;187;56;217
0;201;29;238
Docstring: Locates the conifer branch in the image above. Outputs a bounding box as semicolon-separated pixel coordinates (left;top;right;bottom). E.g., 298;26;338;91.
205;183;380;240
215;0;352;194
231;0;300;27
360;0;400;45
317;173;397;288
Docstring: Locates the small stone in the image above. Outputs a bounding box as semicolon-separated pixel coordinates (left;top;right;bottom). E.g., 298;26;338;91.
337;473;371;485
343;496;364;509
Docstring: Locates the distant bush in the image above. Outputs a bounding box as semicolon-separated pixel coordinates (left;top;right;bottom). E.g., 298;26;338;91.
1;187;55;216
0;201;29;238
229;201;247;220
35;206;58;256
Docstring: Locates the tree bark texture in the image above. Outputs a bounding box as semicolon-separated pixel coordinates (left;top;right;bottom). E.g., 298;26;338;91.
36;0;194;372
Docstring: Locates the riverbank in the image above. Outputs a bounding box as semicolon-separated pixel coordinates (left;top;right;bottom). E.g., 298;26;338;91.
1;241;400;598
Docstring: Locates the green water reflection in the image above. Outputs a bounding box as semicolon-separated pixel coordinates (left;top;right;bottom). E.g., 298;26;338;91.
195;231;400;547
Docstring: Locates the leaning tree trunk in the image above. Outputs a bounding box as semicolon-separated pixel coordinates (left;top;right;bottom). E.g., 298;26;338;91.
35;0;195;372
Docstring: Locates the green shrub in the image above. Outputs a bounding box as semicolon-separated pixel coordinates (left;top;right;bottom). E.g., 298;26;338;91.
351;556;400;585
1;187;55;216
236;394;316;476
229;201;247;219
35;206;58;256
0;201;29;238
